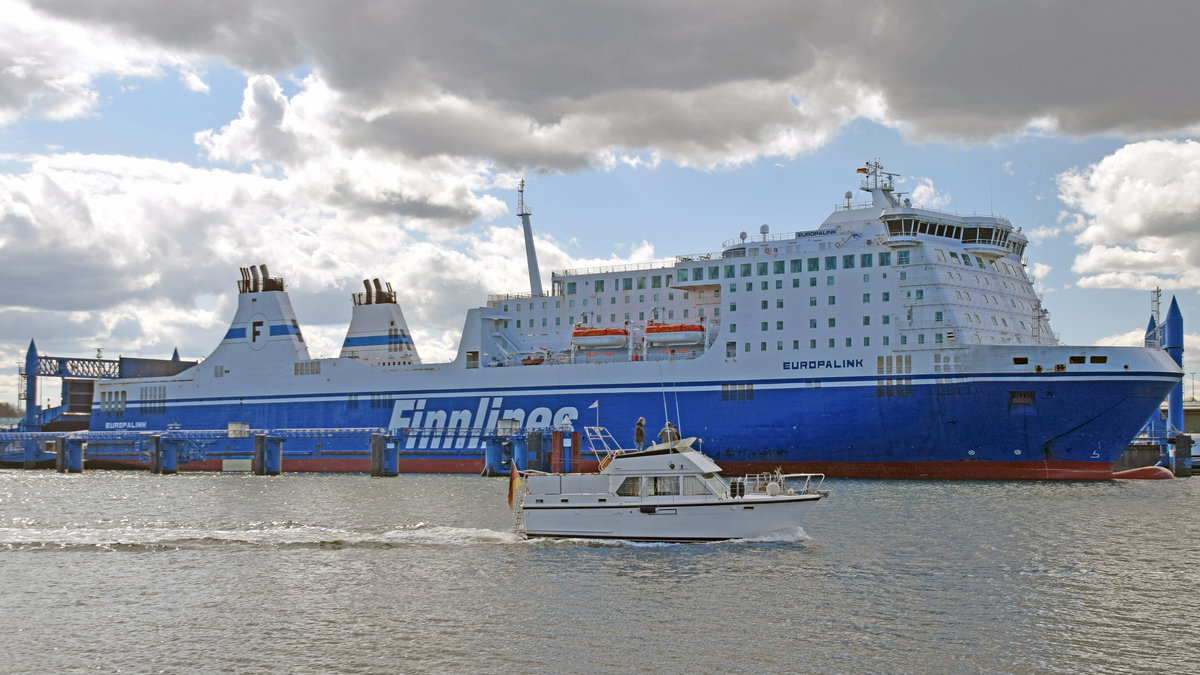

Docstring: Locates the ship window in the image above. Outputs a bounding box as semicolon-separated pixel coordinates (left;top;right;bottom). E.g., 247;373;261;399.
757;262;768;276
828;338;835;348
864;337;870;347
963;255;974;267
827;276;834;286
760;342;767;351
863;293;870;303
883;315;890;325
825;256;837;270
918;334;925;344
678;269;689;282
729;324;736;333
639;312;644;321
863;316;870;326
810;319;817;328
682;475;710;496
879;252;892;266
616;477;641;496
648;475;676;497
936;249;946;262
828;318;836;327
1013;357;1028;365
594;279;604;292
777;340;784;350
746;282;753;291
693;267;703;280
710;266;719;279
566;282;577;294
776;321;783;330
810;277;817;287
896;251;910;265
793;340;799;349
791;259;802;273
653;276;662;288
726;341;737;357
936;333;944;344
730;302;737;311
861;253;873;268
828;296;836;305
1090;356;1108;364
744;343;750;352
810;339;816;349
882;292;890;302
776;280;782;289
623;278;633;290
774;261;785;274
1069;356;1086;364
761;322;768;331
638;277;647;289
935;311;943;322
793;278;800;288
725;265;735;279
777;299;784;308
843;254;855;269
741;264;752;277
883;336;889;346
900;335;908;345
807;257;820;272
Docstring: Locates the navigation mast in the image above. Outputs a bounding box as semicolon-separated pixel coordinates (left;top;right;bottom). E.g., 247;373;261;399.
518;180;544;296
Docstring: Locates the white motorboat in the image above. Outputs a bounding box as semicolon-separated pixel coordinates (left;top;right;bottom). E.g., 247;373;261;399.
516;426;827;542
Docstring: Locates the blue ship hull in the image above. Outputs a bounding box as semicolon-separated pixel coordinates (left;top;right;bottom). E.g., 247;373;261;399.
88;368;1177;479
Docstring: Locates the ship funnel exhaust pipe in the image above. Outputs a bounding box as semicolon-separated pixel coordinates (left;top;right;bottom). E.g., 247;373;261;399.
249;265;261;292
363;279;373;304
373;278;385;302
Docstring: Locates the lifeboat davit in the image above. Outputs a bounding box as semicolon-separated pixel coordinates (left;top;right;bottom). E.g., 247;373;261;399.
644;321;705;345
570;325;629;348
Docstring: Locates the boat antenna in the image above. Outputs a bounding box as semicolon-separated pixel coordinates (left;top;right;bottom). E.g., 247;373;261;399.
517;179;544;296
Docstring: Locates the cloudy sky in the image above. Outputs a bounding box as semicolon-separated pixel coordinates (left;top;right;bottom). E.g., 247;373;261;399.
3;0;1200;406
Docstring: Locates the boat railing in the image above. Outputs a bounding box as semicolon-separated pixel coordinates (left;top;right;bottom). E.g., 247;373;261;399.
729;470;826;497
583;426;625;468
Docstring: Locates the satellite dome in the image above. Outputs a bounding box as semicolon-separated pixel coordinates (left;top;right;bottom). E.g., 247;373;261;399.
760;224;770;235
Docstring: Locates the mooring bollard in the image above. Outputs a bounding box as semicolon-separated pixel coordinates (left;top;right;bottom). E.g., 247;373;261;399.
1174;433;1192;478
161;439;178;475
150;435;162;474
551;430;564;473
370;433;398;477
66;439;84;473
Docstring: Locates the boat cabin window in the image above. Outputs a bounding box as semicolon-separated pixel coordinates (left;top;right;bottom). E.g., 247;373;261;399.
681;475;711;496
616;477;641;496
648;476;680;496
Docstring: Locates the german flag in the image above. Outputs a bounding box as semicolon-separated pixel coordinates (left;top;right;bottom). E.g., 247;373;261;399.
508;463;523;509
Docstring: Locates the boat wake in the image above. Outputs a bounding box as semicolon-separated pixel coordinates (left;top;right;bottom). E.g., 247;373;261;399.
0;522;525;552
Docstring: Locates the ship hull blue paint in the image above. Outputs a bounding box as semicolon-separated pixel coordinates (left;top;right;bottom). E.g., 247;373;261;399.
90;370;1176;478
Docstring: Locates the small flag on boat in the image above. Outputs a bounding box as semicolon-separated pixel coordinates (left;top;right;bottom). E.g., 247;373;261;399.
857;167;869;174
508;463;523;509
588;400;598;409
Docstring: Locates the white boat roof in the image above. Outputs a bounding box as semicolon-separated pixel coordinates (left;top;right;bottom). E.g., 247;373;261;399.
602;437;723;475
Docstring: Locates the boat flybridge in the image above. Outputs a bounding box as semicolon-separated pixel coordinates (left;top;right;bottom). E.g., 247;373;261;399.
516;426;828;542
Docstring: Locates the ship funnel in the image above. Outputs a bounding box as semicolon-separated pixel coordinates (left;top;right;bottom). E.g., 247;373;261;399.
363;279;374;304
373;278;385;300
249;265;261;292
260;264;270;281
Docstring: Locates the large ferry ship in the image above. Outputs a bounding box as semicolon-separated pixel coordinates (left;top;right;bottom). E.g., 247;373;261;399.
87;162;1181;478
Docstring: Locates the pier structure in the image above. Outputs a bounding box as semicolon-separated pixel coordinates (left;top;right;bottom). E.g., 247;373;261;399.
0;425;585;476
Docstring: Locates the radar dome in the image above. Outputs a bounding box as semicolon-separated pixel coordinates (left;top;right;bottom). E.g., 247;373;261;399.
760;224;769;235
739;231;747;241
845;190;853;200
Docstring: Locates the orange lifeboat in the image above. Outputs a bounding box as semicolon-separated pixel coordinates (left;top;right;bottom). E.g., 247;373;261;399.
521;354;545;366
570;324;629;348
644;321;705;346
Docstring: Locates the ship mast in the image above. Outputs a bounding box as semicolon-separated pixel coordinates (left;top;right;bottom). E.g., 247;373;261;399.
518;180;543;296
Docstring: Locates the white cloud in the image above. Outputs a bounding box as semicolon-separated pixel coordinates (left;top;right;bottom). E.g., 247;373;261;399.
1058;139;1200;290
909;177;950;209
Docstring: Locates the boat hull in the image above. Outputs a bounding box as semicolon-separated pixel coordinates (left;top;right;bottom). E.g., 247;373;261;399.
521;495;822;541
